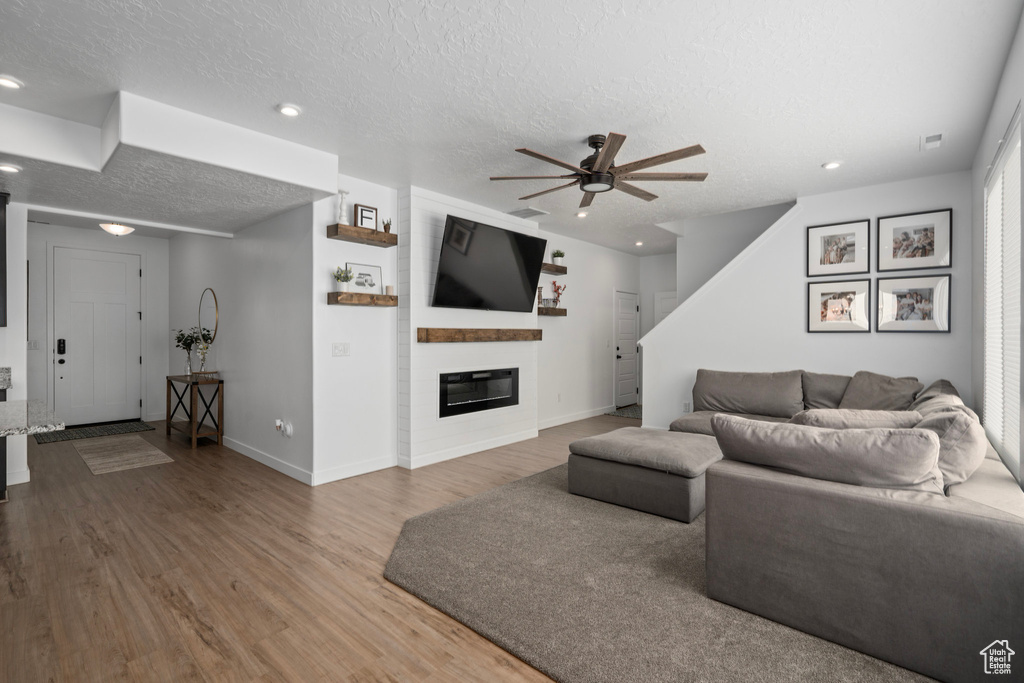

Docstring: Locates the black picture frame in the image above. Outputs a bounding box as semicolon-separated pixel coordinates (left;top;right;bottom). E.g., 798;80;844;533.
806;219;870;278
876;274;951;333
877;208;952;272
807;279;871;333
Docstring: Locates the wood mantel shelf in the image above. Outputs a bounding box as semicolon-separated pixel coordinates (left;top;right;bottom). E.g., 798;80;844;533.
538;307;566;316
327;223;397;247
417;328;542;343
328;292;398;307
541;262;567;275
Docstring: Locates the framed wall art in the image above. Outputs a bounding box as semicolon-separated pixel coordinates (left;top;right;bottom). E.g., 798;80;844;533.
807;279;870;333
346;262;383;295
806;220;870;277
876;274;950;333
353;204;378;231
877;209;951;272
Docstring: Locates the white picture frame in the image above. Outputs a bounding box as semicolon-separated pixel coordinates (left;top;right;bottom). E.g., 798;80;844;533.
346;262;383;295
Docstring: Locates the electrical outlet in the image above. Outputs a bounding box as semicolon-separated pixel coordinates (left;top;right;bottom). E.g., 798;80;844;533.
332;342;350;357
683;402;692;413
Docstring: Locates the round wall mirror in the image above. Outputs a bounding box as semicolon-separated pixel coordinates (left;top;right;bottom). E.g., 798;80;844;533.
198;288;219;343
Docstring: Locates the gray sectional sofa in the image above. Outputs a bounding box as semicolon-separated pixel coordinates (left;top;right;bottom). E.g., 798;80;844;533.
570;368;1024;682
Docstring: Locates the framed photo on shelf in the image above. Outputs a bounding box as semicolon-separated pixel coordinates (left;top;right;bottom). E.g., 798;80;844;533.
353;204;378;231
806;220;870;277
877;209;951;272
346;262;383;295
807;279;870;333
876;274;950;333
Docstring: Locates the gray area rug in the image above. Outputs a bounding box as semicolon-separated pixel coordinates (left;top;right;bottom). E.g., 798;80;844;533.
73;435;173;475
605;403;642;419
384;465;931;683
35;420;155;444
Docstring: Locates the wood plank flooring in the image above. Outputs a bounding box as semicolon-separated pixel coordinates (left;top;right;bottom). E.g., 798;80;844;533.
1;414;638;682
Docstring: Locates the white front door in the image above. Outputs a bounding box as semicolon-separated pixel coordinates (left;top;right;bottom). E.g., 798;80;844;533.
615;291;639;408
53;247;142;425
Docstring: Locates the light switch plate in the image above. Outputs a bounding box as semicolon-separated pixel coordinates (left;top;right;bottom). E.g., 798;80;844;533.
332;342;351;357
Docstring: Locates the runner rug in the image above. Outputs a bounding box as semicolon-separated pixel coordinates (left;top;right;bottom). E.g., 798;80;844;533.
73;435;173;475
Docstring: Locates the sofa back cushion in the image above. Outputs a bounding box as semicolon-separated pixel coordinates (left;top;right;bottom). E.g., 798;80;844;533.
692;369;804;418
711;414;944;494
914;394;980;421
910;379;961;410
801;371;852;409
790;409;923;429
915;411;989;489
837;371;924;411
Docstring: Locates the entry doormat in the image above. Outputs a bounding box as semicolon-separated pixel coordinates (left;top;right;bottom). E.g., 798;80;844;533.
605;403;642;419
34;420;155;444
73;435;173;475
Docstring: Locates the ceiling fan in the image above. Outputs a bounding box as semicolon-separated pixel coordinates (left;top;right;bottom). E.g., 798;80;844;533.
490;133;707;209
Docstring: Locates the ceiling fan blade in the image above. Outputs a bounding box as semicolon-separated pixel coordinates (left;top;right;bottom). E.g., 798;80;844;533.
611;144;706;175
490;175;578;180
592;132;627;173
516;148;587;174
579;192;596;209
615;172;708;182
518;180;580;201
614;181;658;202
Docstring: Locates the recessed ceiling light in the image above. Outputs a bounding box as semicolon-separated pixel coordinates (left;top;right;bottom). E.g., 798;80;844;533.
0;163;21;173
576;211;588;218
99;222;135;237
0;75;24;89
635;241;643;247
277;103;301;117
821;161;841;170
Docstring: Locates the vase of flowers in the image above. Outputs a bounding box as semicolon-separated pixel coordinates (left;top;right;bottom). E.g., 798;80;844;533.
175;328;196;374
551;280;567;307
334;266;354;292
194;326;213;372
551;249;565;266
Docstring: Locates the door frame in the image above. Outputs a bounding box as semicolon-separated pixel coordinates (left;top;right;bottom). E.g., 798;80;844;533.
46;242;148;419
611;289;640;409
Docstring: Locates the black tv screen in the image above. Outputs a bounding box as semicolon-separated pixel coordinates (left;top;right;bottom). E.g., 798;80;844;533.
431;215;547;312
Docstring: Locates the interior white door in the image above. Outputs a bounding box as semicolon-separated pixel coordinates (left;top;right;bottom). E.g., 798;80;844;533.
615;291;639;408
53;247;142;425
654;291;678;327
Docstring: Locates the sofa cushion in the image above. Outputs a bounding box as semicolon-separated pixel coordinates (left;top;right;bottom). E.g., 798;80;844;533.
837;371;924;411
790;409;923;429
670;411;788;436
801;371;852;410
710;414;944;494
692;369;804;418
910;379;961;410
947;458;1024;519
914;394;980;421
915;411;989;488
569;427;722;478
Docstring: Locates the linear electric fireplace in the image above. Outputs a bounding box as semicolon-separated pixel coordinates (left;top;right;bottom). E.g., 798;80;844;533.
439;368;519;418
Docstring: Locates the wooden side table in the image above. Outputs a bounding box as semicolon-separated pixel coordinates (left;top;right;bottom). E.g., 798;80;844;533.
166;374;223;448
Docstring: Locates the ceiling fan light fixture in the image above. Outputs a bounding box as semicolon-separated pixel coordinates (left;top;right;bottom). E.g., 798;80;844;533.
0;163;21;173
580;172;614;193
822;161;842;170
635;241;644;246
100;222;135;237
576;211;587;218
0;75;24;89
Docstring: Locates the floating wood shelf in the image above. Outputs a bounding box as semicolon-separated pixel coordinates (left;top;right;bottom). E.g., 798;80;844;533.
538;307;566;316
417;328;542;343
327;223;397;247
541;262;567;275
327;292;398;307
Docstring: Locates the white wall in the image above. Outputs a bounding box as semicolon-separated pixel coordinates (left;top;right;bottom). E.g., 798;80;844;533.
2;203;29;485
537;230;640;429
642;172;972;430
311;175;400;484
638;252;677;338
169;205;315;481
971;7;1023;482
26;224;169;421
674;202;794;303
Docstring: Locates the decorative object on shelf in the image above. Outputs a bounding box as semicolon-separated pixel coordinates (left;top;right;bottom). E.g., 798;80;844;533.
551;280;566;307
537;286;543;306
877;209;952;272
336;190;350;225
334;266;354;292
551;249;565;266
174;328;196;374
354;204;378;231
347;262;383;295
806;219;869;277
541;298;555;307
876;274;950;333
807;279;870;333
382;219;392;234
385;285;395;296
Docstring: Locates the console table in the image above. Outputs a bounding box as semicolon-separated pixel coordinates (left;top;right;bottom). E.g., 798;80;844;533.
0;399;65;503
166;374;223;448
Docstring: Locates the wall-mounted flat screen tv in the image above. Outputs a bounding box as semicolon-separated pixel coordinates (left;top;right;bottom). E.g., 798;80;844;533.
431;215;547;312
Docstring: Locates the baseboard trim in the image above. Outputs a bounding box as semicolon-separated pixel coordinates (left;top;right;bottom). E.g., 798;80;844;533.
401;429;538;469
223;437;313;485
6;468;30;486
539;406;615;431
312;455;396;486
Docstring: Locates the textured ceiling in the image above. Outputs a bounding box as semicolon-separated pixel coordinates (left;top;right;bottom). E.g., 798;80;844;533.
1;0;1022;254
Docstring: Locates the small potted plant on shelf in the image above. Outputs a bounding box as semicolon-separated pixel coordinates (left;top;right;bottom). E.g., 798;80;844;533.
551;249;565;266
551;280;567;307
382;219;392;234
334;266;354;292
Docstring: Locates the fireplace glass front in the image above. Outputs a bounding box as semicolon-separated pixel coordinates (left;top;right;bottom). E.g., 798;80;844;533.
439;368;519;418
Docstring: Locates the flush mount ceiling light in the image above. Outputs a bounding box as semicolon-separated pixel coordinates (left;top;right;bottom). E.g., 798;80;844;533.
0;163;21;173
100;222;135;237
821;161;842;170
0;75;24;89
576;211;588;218
276;103;302;117
635;241;644;246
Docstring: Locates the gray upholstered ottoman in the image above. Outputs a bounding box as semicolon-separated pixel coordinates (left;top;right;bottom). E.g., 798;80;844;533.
567;427;722;522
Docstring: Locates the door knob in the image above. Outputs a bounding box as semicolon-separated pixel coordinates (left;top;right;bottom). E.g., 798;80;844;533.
616;355;622;359
58;359;66;365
